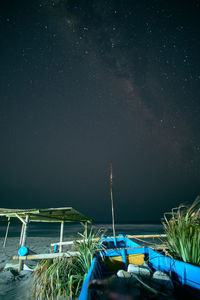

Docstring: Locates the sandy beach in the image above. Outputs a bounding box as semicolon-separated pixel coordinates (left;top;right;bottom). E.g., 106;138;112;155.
0;223;163;299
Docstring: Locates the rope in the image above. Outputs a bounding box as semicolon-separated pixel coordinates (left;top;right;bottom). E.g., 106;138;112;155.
130;236;159;247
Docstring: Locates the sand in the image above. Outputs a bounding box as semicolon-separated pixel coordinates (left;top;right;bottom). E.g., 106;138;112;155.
0;223;163;299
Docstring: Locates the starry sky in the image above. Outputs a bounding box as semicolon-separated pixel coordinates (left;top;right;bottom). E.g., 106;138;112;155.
0;0;200;223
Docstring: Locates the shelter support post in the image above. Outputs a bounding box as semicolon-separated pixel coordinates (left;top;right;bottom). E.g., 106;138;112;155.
21;215;30;247
15;213;26;225
19;214;30;271
20;223;25;245
59;221;64;253
3;217;10;248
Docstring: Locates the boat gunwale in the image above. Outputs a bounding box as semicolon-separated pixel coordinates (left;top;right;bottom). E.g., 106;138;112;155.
79;235;200;299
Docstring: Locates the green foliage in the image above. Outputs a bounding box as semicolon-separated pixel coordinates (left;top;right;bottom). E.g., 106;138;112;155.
162;196;200;265
32;224;105;299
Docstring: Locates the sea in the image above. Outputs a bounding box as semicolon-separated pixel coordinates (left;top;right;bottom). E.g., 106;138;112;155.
0;223;164;300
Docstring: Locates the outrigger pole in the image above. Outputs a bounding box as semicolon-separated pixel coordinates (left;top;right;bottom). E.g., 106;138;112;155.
110;163;116;238
3;217;10;248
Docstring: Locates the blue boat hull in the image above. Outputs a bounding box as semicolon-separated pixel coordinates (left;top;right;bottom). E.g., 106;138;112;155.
79;236;200;299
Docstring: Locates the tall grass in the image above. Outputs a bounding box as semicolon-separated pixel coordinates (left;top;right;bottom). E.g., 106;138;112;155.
32;224;105;299
162;196;200;265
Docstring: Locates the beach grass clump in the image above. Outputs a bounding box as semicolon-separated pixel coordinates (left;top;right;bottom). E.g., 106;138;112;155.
32;225;104;299
162;196;200;265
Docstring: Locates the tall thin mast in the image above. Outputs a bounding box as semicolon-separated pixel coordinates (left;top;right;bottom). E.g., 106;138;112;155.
110;163;116;238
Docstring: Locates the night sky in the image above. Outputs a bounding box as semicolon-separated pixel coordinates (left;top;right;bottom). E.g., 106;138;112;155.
0;0;200;222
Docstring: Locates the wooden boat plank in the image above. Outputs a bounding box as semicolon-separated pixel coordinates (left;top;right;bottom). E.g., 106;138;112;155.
13;251;79;261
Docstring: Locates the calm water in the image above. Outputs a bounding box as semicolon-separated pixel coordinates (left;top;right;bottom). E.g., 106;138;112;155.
0;222;164;239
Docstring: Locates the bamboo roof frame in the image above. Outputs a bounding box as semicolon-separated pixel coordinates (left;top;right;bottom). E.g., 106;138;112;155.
1;207;92;270
0;207;93;223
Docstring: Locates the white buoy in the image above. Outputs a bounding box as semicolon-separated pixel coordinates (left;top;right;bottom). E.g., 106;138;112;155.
153;271;174;290
127;264;151;276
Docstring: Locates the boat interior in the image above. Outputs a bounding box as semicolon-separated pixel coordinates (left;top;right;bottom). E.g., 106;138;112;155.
82;236;200;300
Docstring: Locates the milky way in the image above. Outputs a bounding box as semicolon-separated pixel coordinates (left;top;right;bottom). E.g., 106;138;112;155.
0;0;200;222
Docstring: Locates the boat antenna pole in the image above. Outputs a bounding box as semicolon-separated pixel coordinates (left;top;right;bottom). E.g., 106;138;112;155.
110;162;116;238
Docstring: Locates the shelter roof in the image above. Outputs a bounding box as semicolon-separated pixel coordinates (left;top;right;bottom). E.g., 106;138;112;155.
0;207;92;223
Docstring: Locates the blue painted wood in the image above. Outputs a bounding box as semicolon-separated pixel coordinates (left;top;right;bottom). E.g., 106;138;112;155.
146;247;200;290
79;236;200;299
121;248;127;269
79;258;96;300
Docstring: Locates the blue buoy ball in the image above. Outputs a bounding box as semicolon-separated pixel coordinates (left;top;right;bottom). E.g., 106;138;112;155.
18;246;29;256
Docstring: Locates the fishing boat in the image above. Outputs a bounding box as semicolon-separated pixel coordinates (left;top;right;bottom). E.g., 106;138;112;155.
79;235;200;299
79;165;200;299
